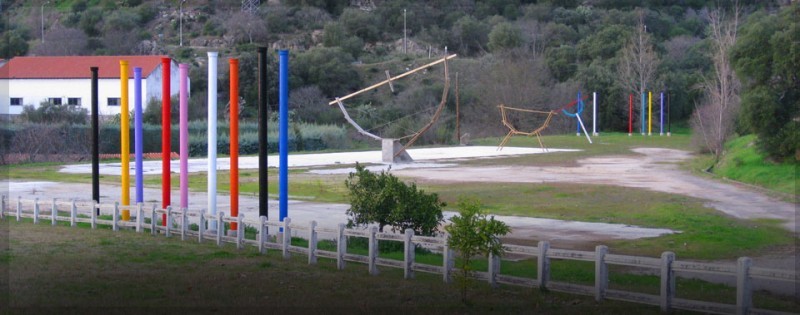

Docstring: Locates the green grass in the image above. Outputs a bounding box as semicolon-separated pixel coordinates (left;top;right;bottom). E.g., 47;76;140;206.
6;220;797;313
711;135;797;195
7;221;671;313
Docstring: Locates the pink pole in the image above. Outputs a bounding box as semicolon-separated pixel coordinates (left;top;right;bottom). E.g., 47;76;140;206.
179;64;189;209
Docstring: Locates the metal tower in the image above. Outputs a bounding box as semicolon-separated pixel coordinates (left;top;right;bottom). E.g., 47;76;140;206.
242;0;259;14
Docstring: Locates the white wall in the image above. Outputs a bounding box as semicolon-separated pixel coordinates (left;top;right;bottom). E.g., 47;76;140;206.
1;61;187;116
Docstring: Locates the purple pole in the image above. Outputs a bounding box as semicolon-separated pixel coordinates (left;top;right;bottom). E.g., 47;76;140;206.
279;50;289;224
660;92;664;136
179;63;189;209
134;67;144;204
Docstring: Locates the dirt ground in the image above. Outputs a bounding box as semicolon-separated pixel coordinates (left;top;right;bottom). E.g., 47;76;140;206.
393;147;797;232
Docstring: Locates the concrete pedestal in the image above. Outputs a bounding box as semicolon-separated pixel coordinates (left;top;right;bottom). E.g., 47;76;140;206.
382;139;413;163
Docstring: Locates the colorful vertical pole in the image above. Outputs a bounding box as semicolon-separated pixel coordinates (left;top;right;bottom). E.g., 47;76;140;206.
134;67;144;204
161;58;171;225
640;92;645;135
258;47;269;219
207;52;218;229
179;64;189;210
120;60;130;221
279;50;289;224
592;92;598;136
659;92;664;136
667;92;671;136
91;67;99;212
648;91;653;136
230;58;240;233
628;93;633;136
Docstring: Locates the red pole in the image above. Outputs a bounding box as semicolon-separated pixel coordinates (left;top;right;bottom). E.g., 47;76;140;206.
628;93;633;135
161;57;171;225
230;59;239;232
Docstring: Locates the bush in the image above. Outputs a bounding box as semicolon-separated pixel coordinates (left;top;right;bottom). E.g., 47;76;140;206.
19;102;88;125
344;163;445;236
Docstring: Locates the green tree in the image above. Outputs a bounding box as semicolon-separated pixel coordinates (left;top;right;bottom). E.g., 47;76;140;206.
731;5;800;162
452;15;489;56
488;22;522;53
293;47;361;98
445;197;510;303
0;30;29;58
345;163;445;236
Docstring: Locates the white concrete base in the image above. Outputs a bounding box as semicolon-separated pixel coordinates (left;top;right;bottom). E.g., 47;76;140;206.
382;139;413;163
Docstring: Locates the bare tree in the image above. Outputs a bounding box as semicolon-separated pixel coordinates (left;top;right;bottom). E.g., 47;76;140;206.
691;6;740;160
224;11;268;45
31;25;89;56
617;10;660;124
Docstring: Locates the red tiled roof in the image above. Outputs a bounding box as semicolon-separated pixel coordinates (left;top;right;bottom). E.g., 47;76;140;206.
0;55;171;79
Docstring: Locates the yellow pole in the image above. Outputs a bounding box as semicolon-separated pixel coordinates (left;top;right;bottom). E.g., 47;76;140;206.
648;91;652;136
120;60;130;220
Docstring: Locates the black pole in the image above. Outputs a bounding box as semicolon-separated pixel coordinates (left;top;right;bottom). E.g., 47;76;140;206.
90;67;99;214
257;47;269;219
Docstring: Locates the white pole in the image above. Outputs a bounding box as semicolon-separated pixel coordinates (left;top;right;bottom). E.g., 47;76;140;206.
592;92;598;136
207;51;218;231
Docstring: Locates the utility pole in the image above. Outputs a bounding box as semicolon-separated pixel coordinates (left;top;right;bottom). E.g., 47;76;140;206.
403;9;407;54
41;1;49;43
179;0;186;46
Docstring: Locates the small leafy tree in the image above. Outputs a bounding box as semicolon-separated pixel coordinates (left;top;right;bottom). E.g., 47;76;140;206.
345;163;444;236
20;102;88;125
445;197;510;303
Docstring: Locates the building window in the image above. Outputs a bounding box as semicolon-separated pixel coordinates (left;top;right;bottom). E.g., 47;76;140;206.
67;98;81;106
48;97;62;105
107;98;120;106
10;98;22;106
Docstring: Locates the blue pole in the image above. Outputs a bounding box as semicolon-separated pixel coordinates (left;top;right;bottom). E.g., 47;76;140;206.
660;92;664;135
134;67;143;204
640;92;645;135
279;50;289;223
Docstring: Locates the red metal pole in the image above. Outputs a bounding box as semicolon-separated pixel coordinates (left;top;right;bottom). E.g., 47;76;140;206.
161;57;171;225
230;59;239;232
628;93;633;135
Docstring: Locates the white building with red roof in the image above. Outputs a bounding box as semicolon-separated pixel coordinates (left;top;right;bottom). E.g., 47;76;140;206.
0;55;187;116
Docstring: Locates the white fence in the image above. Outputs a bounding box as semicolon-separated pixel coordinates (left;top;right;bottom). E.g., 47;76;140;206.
2;195;797;315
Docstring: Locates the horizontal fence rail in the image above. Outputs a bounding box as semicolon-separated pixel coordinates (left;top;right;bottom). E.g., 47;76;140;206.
2;195;797;315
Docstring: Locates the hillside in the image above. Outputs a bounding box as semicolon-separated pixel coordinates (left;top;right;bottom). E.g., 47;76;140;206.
0;0;792;143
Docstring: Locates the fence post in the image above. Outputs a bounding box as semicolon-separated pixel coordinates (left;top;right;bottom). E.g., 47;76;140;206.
33;198;39;224
258;216;267;254
199;212;206;243
150;204;157;236
404;229;414;279
165;206;172;237
368;226;379;276
136;203;143;233
595;245;608;302
0;195;5;220
660;251;675;313
91;201;97;229
236;213;244;249
217;212;224;246
51;198;57;226
488;252;500;288
736;257;753;315
181;208;188;241
308;220;317;265
443;233;453;283
16;196;22;222
537;241;550;289
282;217;291;259
337;223;346;270
112;202;119;231
70;200;77;227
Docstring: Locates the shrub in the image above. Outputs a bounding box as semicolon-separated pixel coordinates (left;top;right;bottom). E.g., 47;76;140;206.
344;163;445;236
